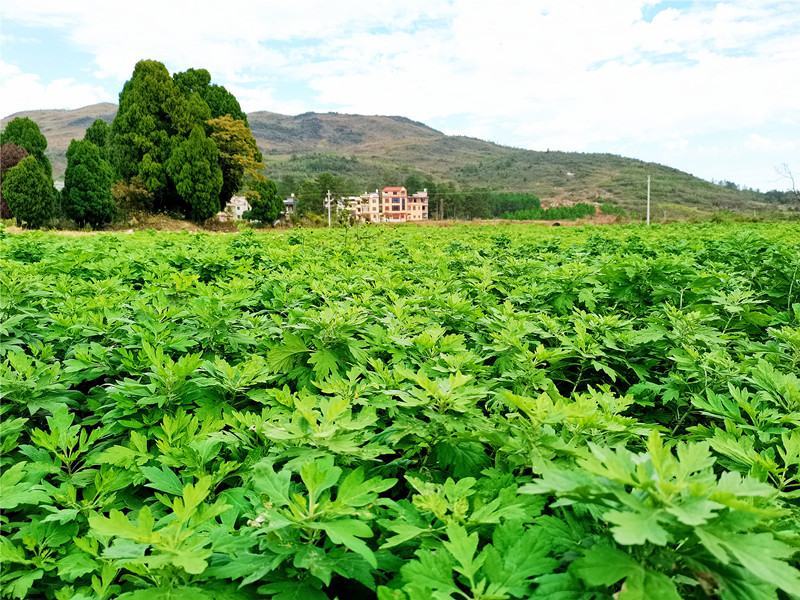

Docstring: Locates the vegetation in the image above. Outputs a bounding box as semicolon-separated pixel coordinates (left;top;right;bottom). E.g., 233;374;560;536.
9;105;792;217
0;116;53;177
243;176;283;225
62;139;116;227
207;115;263;206
83;119;110;153
108;59;257;219
501;203;595;220
166;126;224;222
0;143;29;219
2;223;800;598
1;155;58;228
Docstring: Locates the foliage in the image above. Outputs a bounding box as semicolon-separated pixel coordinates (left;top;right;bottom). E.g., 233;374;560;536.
174;68;247;122
1;223;800;598
0;116;53;177
83;119;110;152
207;115;263;205
296;172;344;216
108;59;260;219
2;155;58;228
62;140;115;227
243;176;283;225
166;126;224;222
111;177;154;214
0;143;29;218
502;203;596;220
108;59;181;205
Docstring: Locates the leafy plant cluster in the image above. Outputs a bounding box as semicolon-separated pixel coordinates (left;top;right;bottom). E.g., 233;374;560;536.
1;223;800;599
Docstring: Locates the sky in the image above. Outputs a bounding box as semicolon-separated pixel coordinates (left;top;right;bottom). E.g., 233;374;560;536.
1;0;798;191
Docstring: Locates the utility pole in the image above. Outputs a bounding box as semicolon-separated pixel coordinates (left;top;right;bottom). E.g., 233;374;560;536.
326;190;332;227
646;175;651;225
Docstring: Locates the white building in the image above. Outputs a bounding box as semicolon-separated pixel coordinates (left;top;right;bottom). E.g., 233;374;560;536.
216;195;251;222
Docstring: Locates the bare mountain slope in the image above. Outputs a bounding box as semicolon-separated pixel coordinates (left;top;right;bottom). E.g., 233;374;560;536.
3;103;768;215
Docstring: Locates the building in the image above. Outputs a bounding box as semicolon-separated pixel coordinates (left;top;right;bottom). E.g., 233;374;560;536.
290;186;429;224
283;194;296;217
381;186;408;222
407;189;429;221
216;195;251;222
349;190;381;222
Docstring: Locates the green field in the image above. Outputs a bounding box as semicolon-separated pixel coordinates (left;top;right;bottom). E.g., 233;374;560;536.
2;223;800;599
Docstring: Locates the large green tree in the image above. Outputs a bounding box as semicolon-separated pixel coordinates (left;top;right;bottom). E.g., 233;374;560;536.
166;126;223;222
109;60;259;219
0;143;28;218
108;60;182;208
3;156;58;228
63;139;116;227
0;117;52;177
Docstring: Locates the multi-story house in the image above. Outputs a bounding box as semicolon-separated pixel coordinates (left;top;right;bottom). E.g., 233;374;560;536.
315;186;430;223
381;186;408;221
407;189;429;221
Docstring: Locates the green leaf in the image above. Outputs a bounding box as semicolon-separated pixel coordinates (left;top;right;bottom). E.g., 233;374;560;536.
299;457;342;504
172;551;208;575
442;523;484;581
0;462;49;509
698;530;800;596
315;519;376;567
335;468;396;507
252;460;292;506
571;545;639;586
308;348;340;379
605;509;669;546
57;552;99;582
141;465;184;495
618;569;681;600
9;569;44;599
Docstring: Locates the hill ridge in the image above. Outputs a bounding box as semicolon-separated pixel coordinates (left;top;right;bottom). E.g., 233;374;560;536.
2;103;767;215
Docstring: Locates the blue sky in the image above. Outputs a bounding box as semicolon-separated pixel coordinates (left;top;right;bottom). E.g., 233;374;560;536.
1;0;798;191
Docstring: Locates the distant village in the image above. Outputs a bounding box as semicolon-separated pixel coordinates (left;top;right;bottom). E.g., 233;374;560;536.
218;186;429;223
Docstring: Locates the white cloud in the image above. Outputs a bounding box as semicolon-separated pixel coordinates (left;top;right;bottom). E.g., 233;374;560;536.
1;0;798;190
0;60;111;116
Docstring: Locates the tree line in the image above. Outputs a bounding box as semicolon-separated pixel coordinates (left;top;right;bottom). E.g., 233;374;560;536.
274;172;546;220
0;60;283;229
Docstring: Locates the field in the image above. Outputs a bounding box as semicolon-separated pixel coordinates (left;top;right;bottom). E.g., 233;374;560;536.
2;223;800;599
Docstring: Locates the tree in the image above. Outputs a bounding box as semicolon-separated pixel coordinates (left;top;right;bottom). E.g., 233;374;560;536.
109;60;182;207
243;176;283;224
166;126;223;222
0;117;52;177
3;156;58;228
63;140;116;227
296;173;342;216
776;163;799;202
0;143;28;218
173;68;247;122
84;119;110;151
207;115;263;206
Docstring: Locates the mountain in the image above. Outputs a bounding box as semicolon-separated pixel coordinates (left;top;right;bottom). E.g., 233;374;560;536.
3;103;769;216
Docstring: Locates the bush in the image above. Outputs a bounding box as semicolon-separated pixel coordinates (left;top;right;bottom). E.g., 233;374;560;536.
3;156;59;228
